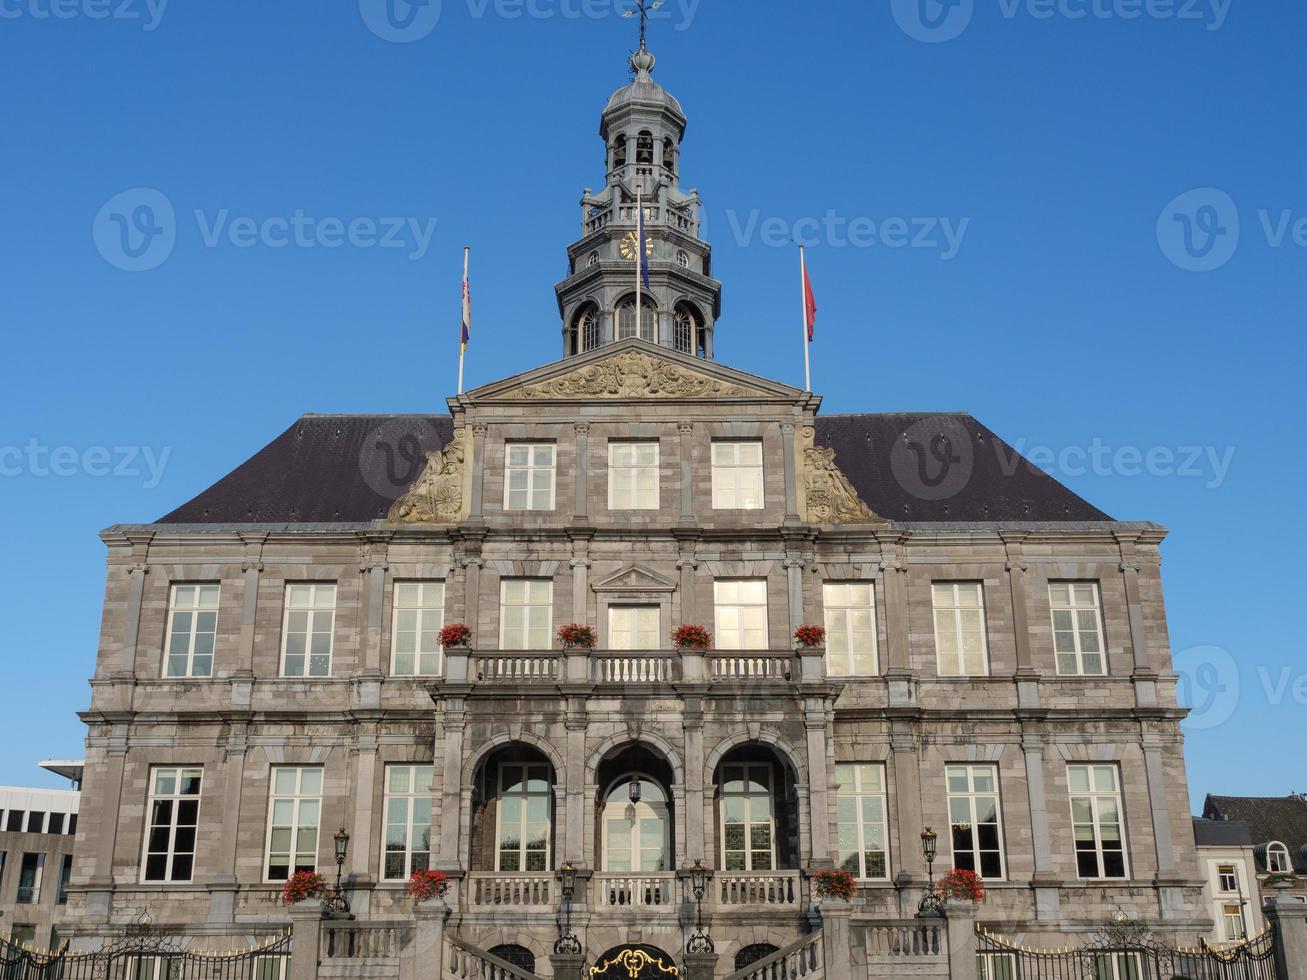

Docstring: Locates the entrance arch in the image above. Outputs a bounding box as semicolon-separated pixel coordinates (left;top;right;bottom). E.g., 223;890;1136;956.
588;946;680;978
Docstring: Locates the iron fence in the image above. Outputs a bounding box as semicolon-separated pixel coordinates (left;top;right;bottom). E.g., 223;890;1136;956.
0;932;291;980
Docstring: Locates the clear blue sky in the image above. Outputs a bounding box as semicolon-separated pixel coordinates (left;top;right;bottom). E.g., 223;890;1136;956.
0;1;1301;806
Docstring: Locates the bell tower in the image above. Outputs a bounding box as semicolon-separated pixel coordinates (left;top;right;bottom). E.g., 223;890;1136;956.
555;27;722;360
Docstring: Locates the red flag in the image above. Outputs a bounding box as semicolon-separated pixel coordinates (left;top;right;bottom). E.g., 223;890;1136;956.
802;257;818;341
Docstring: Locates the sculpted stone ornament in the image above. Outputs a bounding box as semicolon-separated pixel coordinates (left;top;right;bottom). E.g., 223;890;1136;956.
799;425;885;525
387;428;470;525
505;350;761;400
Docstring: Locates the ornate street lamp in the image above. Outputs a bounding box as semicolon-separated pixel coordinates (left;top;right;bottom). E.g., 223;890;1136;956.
324;829;351;915
686;860;715;954
918;828;943;915
554;861;582;955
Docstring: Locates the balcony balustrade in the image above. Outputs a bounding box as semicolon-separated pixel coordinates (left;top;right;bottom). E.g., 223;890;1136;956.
454;648;809;688
465;872;555;910
715;870;802;908
593;873;677;909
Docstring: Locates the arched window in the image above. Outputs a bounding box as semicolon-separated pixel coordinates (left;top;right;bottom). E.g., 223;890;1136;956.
575;305;601;353
735;945;780;971
587;251;600;268
601;777;670;873
488;946;535;972
617;298;656;342
636;130;655;165
612;135;627;169
676;250;690;269
1267;842;1292;874
662;137;677;174
673;304;699;354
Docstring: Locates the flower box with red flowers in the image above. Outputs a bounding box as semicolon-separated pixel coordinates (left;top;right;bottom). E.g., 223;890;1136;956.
407;869;449;903
438;624;473;648
793;625;827;648
556;624;598;650
282;871;326;906
812;868;857;901
934;868;986;904
672;625;712;650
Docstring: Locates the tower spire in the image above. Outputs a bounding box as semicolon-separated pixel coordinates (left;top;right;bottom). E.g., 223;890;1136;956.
623;0;663;55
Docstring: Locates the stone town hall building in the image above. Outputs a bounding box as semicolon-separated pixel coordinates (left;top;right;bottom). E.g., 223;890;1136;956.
66;38;1210;979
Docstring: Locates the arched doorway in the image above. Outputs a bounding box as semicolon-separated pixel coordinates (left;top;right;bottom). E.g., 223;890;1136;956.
588;945;680;978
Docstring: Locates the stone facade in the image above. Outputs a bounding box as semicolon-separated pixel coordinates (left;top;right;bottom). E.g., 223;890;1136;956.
0;785;79;950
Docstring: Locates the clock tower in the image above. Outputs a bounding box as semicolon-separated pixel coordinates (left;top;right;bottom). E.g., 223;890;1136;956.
555;38;723;359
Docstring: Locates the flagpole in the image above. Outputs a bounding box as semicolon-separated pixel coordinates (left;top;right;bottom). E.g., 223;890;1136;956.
800;245;812;392
458;246;469;395
635;184;643;342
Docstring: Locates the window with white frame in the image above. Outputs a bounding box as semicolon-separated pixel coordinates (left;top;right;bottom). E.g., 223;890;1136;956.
382;765;433;881
823;583;878;676
608;606;659;651
1268;842;1292;873
504;443;556;511
391;582;444;677
946;764;1005;879
977;953;1016;980
711;441;764;510
1217;863;1240;894
1222;903;1247;940
265;767;322;881
496;763;550;872
721;763;775;871
601;777;670;873
1050;582;1106;675
1091;953;1142;980
253;957;290;980
609;442;659;510
835;763;889;880
499;579;552;650
1068;764;1128;879
932;583;988;676
164;584;219;678
714;580;769;650
16;854;43;904
281;584;335;678
142;767;202;882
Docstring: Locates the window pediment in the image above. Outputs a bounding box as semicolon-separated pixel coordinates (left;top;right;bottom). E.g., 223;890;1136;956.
592;563;677;594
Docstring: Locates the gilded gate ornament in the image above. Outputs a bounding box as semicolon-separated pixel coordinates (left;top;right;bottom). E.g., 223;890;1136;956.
505;351;760;400
799;424;885;524
588;948;680;978
387;427;470;524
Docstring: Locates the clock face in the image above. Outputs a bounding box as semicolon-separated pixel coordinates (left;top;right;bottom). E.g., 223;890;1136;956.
620;231;654;261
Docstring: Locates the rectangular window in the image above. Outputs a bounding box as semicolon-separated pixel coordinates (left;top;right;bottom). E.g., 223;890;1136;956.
1069;764;1128;879
280;584;335;678
56;854;73;905
142;767;202;883
496;764;550;873
391;582;445;677
48;813;65;835
10;925;35;949
835;764;889;880
946;764;1006;879
608;606;659;651
1050;582;1106;675
1092;953;1143;980
26;812;44;834
932;583;988;676
714;580;769;651
382;765;433;881
1217;864;1239;894
128;958;182;980
824;582;878;676
609;442;660;510
721;763;775;871
16;853;43;904
254;957;290;980
711;441;764;510
5;811;21;832
265;767;322;881
977;954;1017;980
1222;903;1247;940
164;584;220;678
499;579;553;650
504;443;556;511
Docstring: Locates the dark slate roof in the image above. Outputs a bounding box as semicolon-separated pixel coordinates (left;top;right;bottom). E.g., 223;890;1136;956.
1203;795;1307;873
157;412;1112;525
1193;817;1253;848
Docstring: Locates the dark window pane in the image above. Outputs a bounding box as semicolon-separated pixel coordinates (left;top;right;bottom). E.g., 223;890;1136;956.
148;827;171;851
955;851;976;872
7;811;24;832
27;813;45;834
145;855;168;880
1103;852;1126;879
170;855;193;881
977;825;1000;849
67;815;77;836
173;827;196;853
48;814;64;835
1077;851;1099;878
177;801;199;824
981;853;1002;878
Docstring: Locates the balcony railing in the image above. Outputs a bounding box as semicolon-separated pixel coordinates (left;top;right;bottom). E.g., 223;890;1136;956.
716;871;802;908
321;920;412;960
453;647;813;688
465;872;554;910
593;873;676;909
591;652;680;684
473;654;559;683
709;653;794;682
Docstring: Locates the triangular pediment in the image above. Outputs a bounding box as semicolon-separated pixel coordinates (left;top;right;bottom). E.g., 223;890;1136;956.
466;339;804;402
591;562;678;593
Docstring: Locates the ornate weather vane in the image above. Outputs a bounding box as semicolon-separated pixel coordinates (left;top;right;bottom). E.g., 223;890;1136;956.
623;0;664;52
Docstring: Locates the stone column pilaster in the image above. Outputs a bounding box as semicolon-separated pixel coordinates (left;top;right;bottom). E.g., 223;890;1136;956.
119;562;149;677
780;420;800;521
1115;532;1151;672
1021;734;1060;920
409;899;447;980
435;699;467;873
1142;738;1176;876
804;702;833;867
84;739;129;922
350;725;381;911
564;709;588;867
891;726;924;911
358;538;389;678
943;901;979;980
785;557;806;638
234;532;266;690
819;899;854;978
288;900;324;980
678;421;695;522
573;422;590;521
468;422;488;520
208;725;248;924
683;697;707;866
1263;895;1307;980
676;552;698;626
